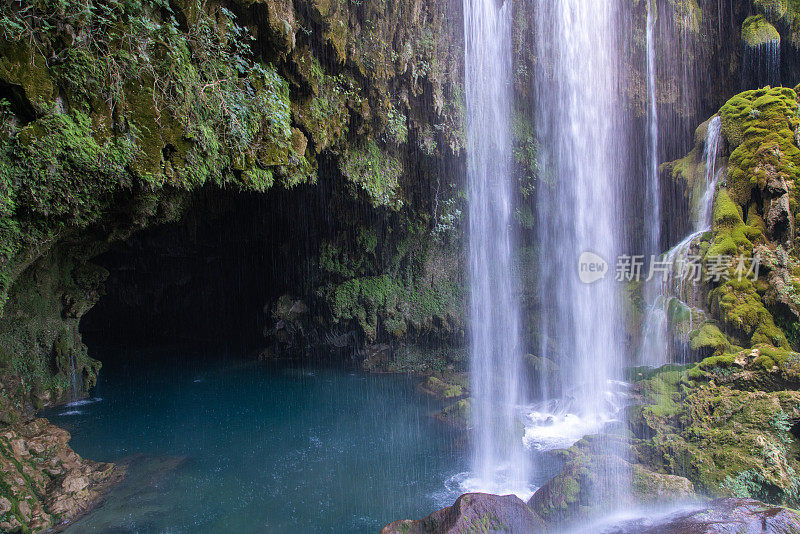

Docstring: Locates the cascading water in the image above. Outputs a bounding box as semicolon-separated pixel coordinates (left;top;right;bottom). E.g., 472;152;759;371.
528;0;628;465
645;0;661;259
639;116;723;366
463;0;530;496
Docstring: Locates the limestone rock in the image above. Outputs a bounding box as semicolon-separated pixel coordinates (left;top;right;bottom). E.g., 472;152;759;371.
0;404;124;532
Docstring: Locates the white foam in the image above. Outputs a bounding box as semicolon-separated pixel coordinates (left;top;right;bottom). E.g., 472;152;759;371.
523;411;614;452
65;397;102;407
523;382;630;452
440;468;537;503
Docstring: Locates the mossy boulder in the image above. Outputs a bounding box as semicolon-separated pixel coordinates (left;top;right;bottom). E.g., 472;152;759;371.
689;323;730;356
422;376;464;400
741;15;781;48
719;88;800;207
437;398;472;429
528;434;694;525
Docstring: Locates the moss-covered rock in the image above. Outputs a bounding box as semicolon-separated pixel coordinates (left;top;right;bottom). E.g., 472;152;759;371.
0;376;124;532
436;398;472;429
741;15;781;47
528;434;694;525
382;493;546;534
422;376;464;399
633;364;800;507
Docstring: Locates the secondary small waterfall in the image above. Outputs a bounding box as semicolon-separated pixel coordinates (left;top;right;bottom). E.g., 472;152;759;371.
529;0;628;460
69;352;80;401
640;116;723;366
464;0;530;495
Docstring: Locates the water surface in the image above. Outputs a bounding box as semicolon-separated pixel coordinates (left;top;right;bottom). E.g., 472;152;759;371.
45;346;467;533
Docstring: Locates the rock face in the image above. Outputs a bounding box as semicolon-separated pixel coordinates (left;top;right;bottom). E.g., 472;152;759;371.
0;409;123;532
640;87;800;508
381;493;547;534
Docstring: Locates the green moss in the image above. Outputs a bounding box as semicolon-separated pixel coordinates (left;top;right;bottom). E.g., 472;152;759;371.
741;15;781;47
689;323;730;356
424;376;463;399
293;63;358;153
633;381;800;505
339;141;404;210
438;398;471;428
719;88;800;206
754;0;789;18
640;369;689;419
0;1;314;316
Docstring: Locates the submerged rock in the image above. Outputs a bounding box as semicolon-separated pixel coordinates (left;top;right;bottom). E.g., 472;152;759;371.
436;398;472;429
381;493;546;534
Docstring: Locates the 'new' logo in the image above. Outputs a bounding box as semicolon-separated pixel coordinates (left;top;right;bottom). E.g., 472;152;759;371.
578;252;608;284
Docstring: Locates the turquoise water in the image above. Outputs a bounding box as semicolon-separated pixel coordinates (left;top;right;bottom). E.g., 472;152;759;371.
44;347;467;533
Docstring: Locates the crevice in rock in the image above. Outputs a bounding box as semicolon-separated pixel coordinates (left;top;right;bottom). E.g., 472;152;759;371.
0;80;37;125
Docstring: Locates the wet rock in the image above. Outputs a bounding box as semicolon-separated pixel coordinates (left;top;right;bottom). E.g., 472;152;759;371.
381;493;546;534
633;364;800;507
420;376;464;400
361;343;393;371
599;498;800;534
261;295;311;358
0;398;124;532
528;435;695;525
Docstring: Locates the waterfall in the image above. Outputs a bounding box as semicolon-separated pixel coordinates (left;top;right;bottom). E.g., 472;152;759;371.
464;0;530;496
640;116;723;366
530;0;627;448
645;0;660;259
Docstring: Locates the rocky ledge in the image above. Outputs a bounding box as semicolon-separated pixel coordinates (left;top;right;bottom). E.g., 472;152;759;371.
0;378;123;532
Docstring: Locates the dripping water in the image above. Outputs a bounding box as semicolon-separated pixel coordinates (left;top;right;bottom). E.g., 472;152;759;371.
743;41;781;89
463;0;531;497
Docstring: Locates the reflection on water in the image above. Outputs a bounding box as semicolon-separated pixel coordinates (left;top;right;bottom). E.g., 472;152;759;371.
43;346;468;533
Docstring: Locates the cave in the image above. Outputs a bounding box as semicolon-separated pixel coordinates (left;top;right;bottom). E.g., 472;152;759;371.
80;181;328;355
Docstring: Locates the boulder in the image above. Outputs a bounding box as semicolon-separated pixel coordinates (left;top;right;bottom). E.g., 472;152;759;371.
381;493;547;534
528;434;695;524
